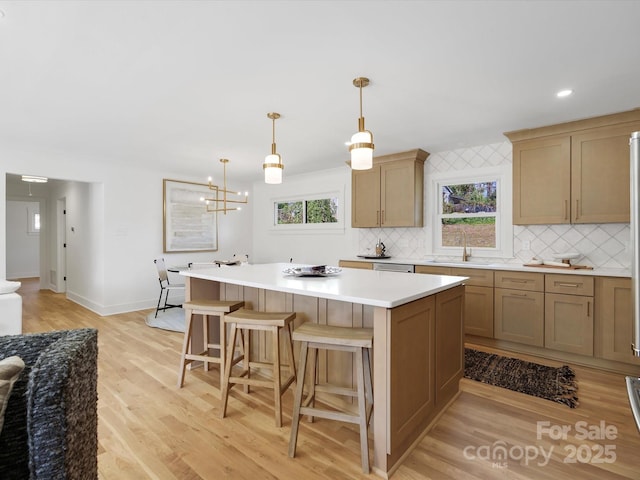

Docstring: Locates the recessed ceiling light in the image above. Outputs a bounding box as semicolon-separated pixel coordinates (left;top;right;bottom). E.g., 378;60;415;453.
556;89;573;98
0;10;5;20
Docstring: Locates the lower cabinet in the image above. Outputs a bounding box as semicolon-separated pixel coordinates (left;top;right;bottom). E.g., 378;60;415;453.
544;293;594;355
494;288;544;346
595;277;640;365
416;265;494;338
544;275;594;356
464;285;494;338
494;271;544;347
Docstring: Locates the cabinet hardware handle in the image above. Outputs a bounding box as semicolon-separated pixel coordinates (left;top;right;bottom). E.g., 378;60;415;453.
587;301;591;317
564;200;568;220
557;283;580;288
508;279;529;283
381;210;385;224
377;210;380;226
509;292;528;297
575;199;580;220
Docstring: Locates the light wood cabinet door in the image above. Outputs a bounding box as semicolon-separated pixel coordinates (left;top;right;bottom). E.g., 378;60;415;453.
571;123;639;223
351;166;381;227
351;149;428;228
464;285;494;338
380;159;424;227
545;293;594;356
512;135;571;225
389;295;435;451
595;277;640;365
494;288;544;346
435;285;464;408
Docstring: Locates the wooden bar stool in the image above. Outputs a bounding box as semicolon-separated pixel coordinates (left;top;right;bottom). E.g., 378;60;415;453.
220;308;297;427
177;299;244;388
288;322;374;473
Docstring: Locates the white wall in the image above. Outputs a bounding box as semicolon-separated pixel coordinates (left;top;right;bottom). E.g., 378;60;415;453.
251;166;358;266
2;145;253;315
6;200;41;278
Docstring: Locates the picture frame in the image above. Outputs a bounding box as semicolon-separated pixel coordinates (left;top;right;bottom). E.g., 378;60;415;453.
163;179;218;253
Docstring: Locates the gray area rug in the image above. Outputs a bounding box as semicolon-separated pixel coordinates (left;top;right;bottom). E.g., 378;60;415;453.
145;308;185;333
464;348;579;408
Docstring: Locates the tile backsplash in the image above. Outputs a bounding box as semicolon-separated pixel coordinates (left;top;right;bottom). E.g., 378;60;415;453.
359;141;631;269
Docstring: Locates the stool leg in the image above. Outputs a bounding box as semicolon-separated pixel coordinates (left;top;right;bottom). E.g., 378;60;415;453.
243;328;250;394
355;348;370;473
285;321;297;385
364;347;374;425
306;346;317;423
272;326;283;427
177;310;194;388
202;314;209;372
220;322;238;418
288;340;309;458
218;314;226;387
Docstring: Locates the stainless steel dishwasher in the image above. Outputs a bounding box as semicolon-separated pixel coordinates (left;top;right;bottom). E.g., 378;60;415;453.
372;262;415;273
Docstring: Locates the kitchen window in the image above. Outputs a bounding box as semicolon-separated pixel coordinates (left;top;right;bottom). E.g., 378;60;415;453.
273;191;343;231
428;167;512;258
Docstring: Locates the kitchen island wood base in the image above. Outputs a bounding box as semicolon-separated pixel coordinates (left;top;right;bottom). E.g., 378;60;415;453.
185;274;464;478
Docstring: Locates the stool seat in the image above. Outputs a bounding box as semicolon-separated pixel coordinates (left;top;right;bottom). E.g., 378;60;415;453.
220;308;297;427
177;299;244;388
223;308;296;327
289;322;374;473
183;299;246;313
292;322;373;348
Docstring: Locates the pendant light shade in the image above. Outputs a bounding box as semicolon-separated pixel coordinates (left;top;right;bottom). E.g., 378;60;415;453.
264;112;283;184
349;77;374;170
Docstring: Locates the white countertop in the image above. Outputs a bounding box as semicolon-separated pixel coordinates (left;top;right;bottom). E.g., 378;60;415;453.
180;262;467;308
344;257;631;278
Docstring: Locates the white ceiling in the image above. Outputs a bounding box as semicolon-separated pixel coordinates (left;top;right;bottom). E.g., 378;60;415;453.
2;0;640;184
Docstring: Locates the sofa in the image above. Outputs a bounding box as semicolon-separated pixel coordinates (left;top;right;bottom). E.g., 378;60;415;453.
0;328;98;479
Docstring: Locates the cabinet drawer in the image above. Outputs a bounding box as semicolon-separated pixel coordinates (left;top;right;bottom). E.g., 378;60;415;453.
452;267;494;287
494;271;544;292
415;265;451;275
545;274;594;296
338;260;373;270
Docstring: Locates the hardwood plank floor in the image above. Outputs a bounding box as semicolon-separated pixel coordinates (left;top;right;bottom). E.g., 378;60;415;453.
16;278;640;479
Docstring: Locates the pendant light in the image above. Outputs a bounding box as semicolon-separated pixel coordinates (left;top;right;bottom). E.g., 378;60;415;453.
349;77;374;170
264;112;283;184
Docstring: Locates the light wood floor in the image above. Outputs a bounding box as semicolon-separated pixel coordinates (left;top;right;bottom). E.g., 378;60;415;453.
16;278;640;479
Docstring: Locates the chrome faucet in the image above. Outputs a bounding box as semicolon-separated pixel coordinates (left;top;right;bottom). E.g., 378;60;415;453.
462;232;471;262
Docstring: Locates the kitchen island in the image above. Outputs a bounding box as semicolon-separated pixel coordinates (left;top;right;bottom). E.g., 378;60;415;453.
180;263;466;478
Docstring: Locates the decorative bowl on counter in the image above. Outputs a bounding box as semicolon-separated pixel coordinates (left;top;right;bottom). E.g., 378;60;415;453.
282;266;342;277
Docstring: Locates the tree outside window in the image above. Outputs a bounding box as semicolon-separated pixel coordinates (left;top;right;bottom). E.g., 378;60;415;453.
441;182;497;248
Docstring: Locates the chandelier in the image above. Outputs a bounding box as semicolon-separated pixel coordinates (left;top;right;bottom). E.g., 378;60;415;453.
201;159;248;214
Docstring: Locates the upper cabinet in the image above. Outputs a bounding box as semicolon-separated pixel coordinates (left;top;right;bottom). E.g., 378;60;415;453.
351;149;429;228
506;109;640;225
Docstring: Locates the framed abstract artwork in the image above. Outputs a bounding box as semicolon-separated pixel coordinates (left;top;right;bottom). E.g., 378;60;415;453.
163;179;218;252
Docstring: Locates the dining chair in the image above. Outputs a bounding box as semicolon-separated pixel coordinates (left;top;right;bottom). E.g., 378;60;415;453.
154;258;185;318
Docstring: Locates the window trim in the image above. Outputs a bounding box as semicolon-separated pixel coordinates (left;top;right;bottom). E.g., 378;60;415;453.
426;166;513;259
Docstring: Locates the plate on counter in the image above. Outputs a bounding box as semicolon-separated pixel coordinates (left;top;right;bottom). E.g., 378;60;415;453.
282;266;342;277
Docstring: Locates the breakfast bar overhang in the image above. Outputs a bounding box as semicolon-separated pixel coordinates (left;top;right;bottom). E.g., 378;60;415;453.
181;263;467;478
